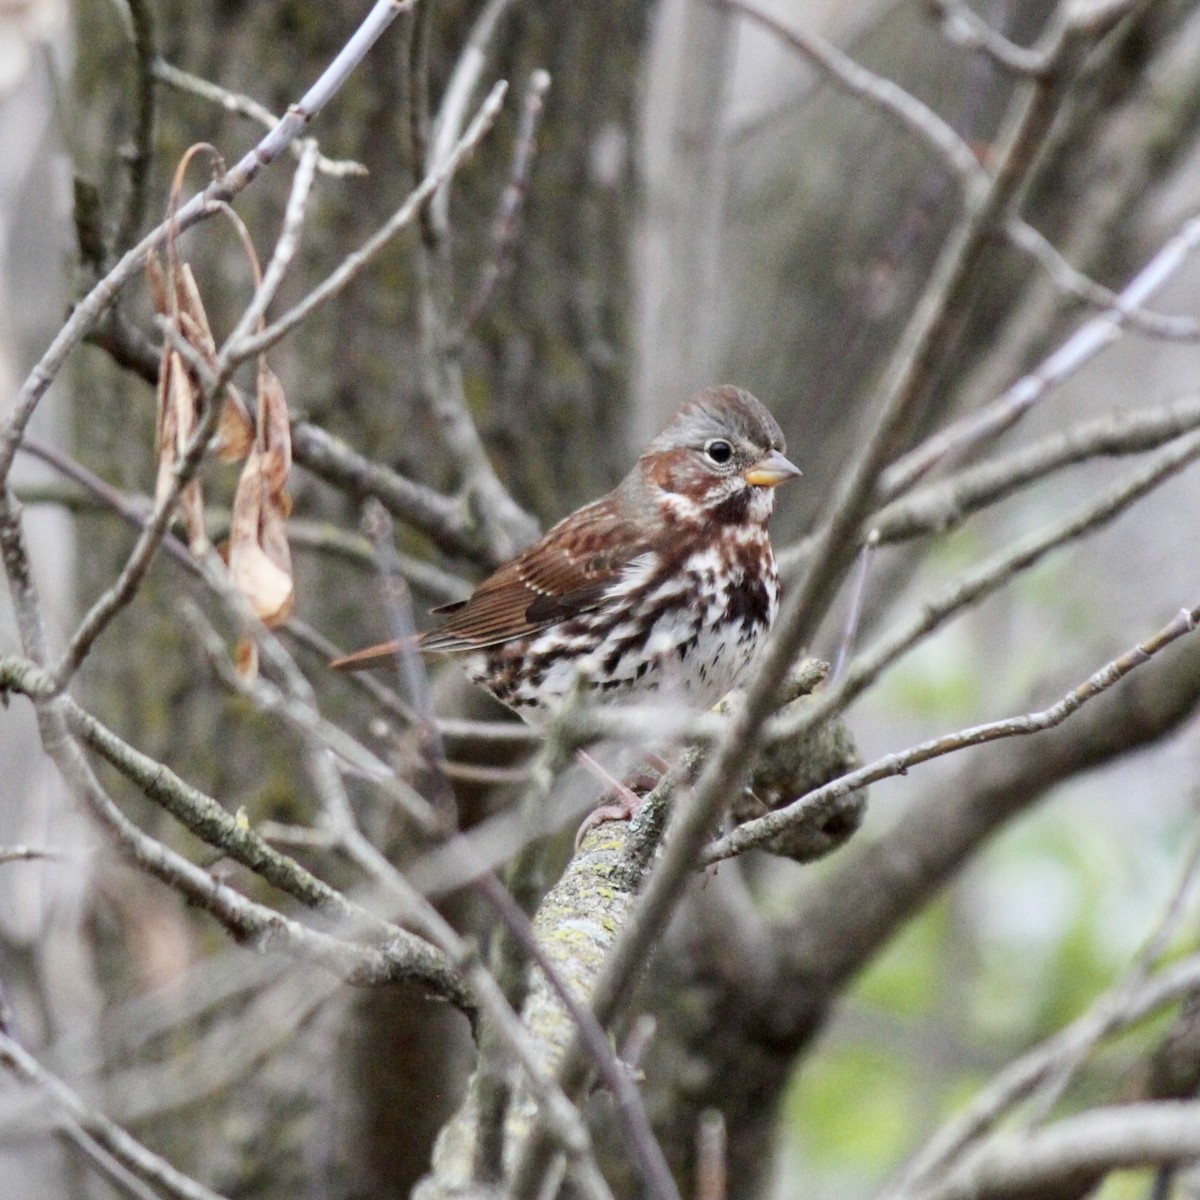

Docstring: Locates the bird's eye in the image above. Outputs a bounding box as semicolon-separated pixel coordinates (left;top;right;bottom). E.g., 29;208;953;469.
704;439;734;465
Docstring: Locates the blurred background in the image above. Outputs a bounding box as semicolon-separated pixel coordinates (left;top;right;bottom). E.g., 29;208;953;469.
4;1;1200;1197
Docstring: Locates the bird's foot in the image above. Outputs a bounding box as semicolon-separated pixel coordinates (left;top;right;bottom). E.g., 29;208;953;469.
573;749;658;849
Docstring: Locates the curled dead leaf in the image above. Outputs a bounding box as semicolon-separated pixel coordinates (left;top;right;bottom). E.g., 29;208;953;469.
215;391;254;462
257;365;292;492
228;444;294;627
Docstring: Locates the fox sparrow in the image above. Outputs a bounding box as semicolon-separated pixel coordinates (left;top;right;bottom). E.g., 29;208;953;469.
333;385;800;815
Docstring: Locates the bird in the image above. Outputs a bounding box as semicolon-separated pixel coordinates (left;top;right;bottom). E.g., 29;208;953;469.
332;384;801;824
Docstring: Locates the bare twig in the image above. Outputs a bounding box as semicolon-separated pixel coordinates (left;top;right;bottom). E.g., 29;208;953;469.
224;138;322;351
1018;828;1200;1123
151;57;367;178
883;953;1200;1199
116;0;158;253
714;0;985;183
360;499;458;824
180;594;433;819
885;214;1200;496
289;420;491;563
696;1109;728;1200
427;0;518;239
1007;218;1200;341
1;0;415;487
459;68;552;336
403;0;432;207
47;317;229;690
224;80;510;366
0;845;69;865
832;530;877;681
707;601;1200;863
98;969;344;1126
909;1102;1200;1200
0;1030;230;1200
929;0;1055;76
868;390;1200;547
770;426;1200;750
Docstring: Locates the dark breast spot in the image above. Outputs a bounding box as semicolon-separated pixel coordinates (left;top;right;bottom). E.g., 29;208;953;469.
707;489;753;526
727;576;771;635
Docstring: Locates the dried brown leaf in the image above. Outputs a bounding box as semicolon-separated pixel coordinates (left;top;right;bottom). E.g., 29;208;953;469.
175;263;218;359
181;479;209;555
228;447;294;627
154;351;185;505
215;394;255;462
153;338;172;466
230;539;293;626
146;254;170;317
257;365;292;495
154;350;209;552
258;485;292;583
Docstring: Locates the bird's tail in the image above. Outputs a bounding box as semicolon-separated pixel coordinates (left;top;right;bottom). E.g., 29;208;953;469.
329;636;421;672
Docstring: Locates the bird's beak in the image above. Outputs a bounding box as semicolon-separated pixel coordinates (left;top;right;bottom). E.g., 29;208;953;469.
744;449;802;488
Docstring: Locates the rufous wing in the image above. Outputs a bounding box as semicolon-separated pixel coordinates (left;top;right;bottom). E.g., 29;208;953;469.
420;496;651;652
331;495;652;670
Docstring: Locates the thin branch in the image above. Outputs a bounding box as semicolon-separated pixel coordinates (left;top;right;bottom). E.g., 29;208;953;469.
359;499;458;823
61;692;403;931
59;1131;168;1200
929;0;1055;76
289;420;490;562
0;1030;230;1200
403;0;432;212
1069;0;1156;37
180;594;433;818
0;845;69;865
223;80;510;366
1007;218;1200;340
415;242;541;562
713;0;985;183
99;956;345;1127
883;953;1200;1199
150;57;367;178
443;760;532;785
833;531;877;680
770;427;1200;750
223;138;322;350
706;601;1200;863
1;0;414;487
910;1102;1200;1200
85;304;162;381
46;318;229;690
1018;827;1200;1124
885;213;1200;496
427;0;518;239
459;68;552;337
696;1109;728;1200
869;390;1200;546
116;0;157;253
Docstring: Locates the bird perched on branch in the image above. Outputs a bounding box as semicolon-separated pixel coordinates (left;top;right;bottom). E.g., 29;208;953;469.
333;384;801;823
